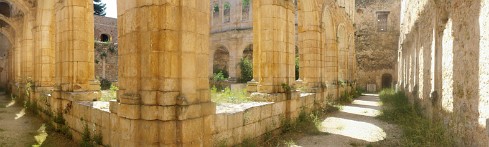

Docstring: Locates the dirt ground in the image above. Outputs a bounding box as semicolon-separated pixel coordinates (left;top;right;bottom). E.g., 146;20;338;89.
292;94;402;147
0;94;76;147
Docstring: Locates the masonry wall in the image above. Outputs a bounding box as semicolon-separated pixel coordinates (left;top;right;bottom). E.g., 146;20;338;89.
210;0;253;81
398;0;489;146
94;15;118;43
354;0;400;92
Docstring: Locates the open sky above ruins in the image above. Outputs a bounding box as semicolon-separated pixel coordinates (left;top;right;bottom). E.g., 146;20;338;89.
104;0;117;18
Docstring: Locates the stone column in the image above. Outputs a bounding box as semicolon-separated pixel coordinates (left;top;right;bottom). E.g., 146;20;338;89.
251;0;296;93
21;16;34;82
117;0;214;146
298;0;322;92
55;0;100;101
34;0;55;88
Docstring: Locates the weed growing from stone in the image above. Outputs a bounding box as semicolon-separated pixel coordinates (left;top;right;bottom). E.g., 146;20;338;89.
378;89;454;146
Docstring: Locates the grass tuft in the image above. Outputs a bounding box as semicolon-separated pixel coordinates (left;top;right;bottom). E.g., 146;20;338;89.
378;89;454;146
211;86;251;104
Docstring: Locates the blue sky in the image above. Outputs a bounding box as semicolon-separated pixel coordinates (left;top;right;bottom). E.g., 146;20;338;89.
103;0;117;18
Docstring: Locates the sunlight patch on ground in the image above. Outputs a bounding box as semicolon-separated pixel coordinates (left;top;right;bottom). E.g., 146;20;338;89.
32;124;48;147
352;99;381;107
340;106;381;117
14;108;25;119
362;94;379;97
6;100;15;108
320;117;386;142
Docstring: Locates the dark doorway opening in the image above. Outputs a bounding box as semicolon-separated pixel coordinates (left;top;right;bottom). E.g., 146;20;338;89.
382;73;393;89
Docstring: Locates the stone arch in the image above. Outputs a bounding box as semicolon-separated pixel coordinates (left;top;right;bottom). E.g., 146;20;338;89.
337;23;347;81
321;6;338;84
223;1;231;23
382;73;393;89
242;44;253;60
100;33;111;42
213;45;230;78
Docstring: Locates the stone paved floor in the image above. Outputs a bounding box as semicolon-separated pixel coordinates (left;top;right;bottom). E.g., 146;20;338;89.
0;94;75;147
294;94;402;147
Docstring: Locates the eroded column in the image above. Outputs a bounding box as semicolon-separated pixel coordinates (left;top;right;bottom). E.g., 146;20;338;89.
55;0;100;101
251;0;296;93
117;0;213;146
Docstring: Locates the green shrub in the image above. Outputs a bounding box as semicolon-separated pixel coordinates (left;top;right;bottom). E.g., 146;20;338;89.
295;56;300;80
238;58;253;83
100;78;112;90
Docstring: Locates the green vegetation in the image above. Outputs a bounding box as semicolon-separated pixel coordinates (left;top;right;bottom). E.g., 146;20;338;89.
242;0;250;6
378;89;454;146
100;84;118;102
99;78;112;90
211;86;250;104
238;58;253;83
93;0;107;16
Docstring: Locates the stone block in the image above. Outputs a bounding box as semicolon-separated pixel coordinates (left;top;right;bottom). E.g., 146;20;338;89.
201;102;216;116
140;91;157;105
244;106;261;125
260;104;272;119
139;120;159;143
213;130;232;146
119;118;140;141
177;104;202;120
227;112;244;129
242;123;256;139
90;108;102;125
109;100;118;114
272;101;286;116
157;91;178;106
232;127;243;145
118;104;141;119
141;105;158;120
203;115;214;136
180;117;204;144
158;106;176;121
159;121;177;145
214;114;228;133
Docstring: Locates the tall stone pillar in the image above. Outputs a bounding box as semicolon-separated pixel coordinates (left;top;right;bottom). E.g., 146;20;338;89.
251;0;296;93
298;0;322;92
21;16;34;82
55;0;100;101
34;0;55;88
117;0;214;146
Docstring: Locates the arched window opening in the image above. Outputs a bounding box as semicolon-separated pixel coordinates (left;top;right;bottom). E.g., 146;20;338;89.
0;2;11;17
212;3;219;19
239;44;253;83
295;46;299;80
100;34;111;42
382;73;393;89
223;2;231;23
213;46;230;78
242;0;250;21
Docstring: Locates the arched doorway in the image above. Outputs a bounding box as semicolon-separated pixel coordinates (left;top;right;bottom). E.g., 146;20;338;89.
382;73;393;89
213;46;230;78
239;44;253;83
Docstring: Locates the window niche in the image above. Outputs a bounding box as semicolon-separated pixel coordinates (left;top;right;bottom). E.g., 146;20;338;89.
376;11;389;32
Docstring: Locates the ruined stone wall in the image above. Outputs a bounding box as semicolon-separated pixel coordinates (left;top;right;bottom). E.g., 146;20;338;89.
94;42;118;82
398;0;489;146
354;0;400;91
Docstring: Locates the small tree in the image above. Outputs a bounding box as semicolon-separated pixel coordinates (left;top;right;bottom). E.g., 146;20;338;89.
238;58;253;83
93;0;107;16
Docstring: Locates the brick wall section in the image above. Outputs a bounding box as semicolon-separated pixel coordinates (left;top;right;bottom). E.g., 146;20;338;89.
94;15;118;43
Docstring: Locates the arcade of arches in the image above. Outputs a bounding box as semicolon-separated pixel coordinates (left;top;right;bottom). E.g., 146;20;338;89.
0;0;488;146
